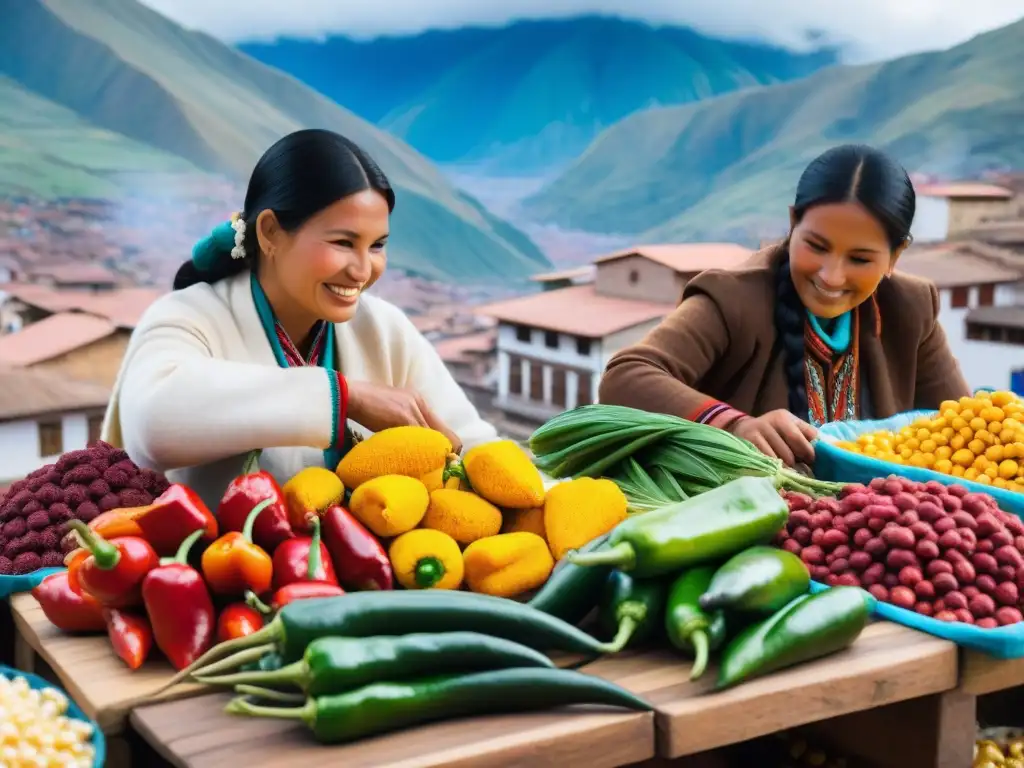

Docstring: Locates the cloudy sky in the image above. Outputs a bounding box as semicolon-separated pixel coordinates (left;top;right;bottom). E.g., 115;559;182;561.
140;0;1024;61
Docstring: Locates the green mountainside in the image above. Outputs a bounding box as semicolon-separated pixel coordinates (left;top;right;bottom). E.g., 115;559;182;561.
0;0;551;283
523;17;1024;243
241;16;836;173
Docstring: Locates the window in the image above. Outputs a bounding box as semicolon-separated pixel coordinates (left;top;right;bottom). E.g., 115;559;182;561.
38;420;63;457
552;367;567;408
628;269;639;285
87;415;103;446
529;362;543;401
544;331;559;349
515;325;531;343
509;355;523;395
951;286;969;309
575;337;591;356
978;284;996;307
577;372;593;407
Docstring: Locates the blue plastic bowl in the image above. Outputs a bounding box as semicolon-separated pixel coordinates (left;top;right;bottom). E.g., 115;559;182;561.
0;569;66;600
0;664;105;767
812;409;1024;658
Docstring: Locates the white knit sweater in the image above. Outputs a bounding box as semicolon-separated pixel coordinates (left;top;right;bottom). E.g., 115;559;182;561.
101;271;497;507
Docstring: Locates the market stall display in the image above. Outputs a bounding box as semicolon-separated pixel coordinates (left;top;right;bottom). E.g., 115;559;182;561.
0;664;105;767
976;727;1024;767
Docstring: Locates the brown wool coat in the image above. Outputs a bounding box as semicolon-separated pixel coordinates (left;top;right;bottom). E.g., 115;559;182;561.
599;249;971;422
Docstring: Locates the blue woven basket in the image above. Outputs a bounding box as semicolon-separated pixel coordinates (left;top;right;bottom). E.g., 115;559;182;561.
813;410;1024;657
0;664;106;767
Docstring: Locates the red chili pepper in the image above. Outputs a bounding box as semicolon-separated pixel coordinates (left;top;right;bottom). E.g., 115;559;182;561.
135;484;219;557
104;608;153;670
320;505;394;591
271;515;338;589
66;520;159;608
217;450;294;552
31;571;106;633
248;581;346;616
142;529;216;671
200;499;274;596
216;602;265;643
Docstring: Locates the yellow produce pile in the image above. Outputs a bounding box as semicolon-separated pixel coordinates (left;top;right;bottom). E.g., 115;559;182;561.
334;426;628;597
975;727;1024;767
835;391;1024;494
0;674;96;766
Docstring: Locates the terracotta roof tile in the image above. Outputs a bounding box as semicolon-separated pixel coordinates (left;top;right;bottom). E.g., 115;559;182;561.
594;243;753;274
530;266;596;283
0;366;110;422
0;283;162;328
0;312;118;366
915;183;1014;200
433;330;496;362
896;242;1024;288
965;305;1024;330
476;285;675;338
29;264;121;286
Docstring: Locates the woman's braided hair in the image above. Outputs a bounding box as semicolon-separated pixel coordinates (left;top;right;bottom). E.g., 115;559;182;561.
773;145;917;418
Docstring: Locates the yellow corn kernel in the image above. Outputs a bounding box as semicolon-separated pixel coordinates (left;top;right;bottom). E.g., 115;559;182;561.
389;528;464;590
336;426;452;488
544;477;628;560
422;489;503;545
456;440;545;509
349;475;430;537
463;532;555;598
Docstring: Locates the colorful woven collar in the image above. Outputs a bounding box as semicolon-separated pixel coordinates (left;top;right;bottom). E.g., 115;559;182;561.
250;272;335;370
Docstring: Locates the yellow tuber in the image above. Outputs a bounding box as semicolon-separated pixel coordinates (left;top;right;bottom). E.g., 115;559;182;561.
463;532;554;598
336;426;452;488
420;466;466;492
501;507;547;541
421;489;502;545
450;440;545;509
282;467;345;528
544;477;627;560
349;475;430;538
389;528;464;590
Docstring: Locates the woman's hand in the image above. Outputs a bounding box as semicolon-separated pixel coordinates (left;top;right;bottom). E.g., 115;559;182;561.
347;381;462;453
728;409;817;468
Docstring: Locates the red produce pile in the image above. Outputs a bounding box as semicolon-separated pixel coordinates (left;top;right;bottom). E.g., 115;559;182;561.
777;475;1024;628
0;442;170;576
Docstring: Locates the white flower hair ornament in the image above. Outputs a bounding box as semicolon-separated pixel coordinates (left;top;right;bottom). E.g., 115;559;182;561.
230;213;247;260
190;211;248;272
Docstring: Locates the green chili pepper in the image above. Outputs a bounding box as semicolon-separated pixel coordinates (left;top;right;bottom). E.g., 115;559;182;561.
224;667;652;743
568;477;789;578
700;546;810;615
173;591;609;683
716;586;871;690
240;651;284;674
598;570;669;652
528;534;611;624
193;632;555;694
665;566;727;681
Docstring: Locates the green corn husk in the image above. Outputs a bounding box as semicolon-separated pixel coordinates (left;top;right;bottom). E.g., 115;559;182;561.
531;405;842;507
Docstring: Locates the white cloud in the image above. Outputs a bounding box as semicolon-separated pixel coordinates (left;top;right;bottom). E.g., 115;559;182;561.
139;0;1024;61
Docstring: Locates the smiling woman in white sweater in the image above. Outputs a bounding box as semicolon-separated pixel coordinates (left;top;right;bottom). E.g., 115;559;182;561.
102;129;497;506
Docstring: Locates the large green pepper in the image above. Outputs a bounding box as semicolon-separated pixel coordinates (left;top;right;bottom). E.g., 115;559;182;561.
568;476;789;578
716;586;871;690
665;566;727;681
528;534;611;624
700;546;810;615
193;632;555;694
598;570;669;652
224;667;653;743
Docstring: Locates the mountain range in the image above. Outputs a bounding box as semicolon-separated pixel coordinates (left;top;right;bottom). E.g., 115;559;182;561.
241;17;838;174
522;17;1024;243
0;0;551;284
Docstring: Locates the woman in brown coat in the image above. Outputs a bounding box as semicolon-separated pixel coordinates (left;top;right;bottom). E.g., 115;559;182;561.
600;144;971;467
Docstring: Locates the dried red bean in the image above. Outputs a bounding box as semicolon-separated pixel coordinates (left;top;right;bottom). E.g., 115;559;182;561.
914;602;933;617
933;517;956;534
792;526;812;545
975;513;1003;538
844;512;867;530
867;584;889;601
853;528;873;548
998;565;1018;583
976;575;998;595
963;585;981;599
810;565;830;581
994;582;1020;606
839;493;871;513
830;558;850;574
995;606;1024;626
882;573;900;588
934;610;958;622
952;561;976;585
914;580;936;600
888;585;916;609
915;502;943;523
932;572;958;594
944;591;968;611
915;540;940;560
926;560;954;577
969;593;996;618
867;518;887;533
886;549;917;571
881;527;916;549
954;608;975;624
781;539;802;555
938;530;962;550
864;537;887;559
821;529;849;551
976;617;999;629
811;528;826;545
848;551;872;572
835;574;860;587
801;546;824;565
977;540;995;554
789;509;812;528
862;563;886;585
995;545;1024;568
787;493;813;511
881;479;902;496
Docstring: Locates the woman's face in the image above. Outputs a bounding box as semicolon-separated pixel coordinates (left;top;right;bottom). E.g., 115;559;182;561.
258;189;390;331
788;201;905;320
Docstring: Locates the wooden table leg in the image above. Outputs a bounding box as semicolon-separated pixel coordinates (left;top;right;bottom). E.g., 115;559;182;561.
804;690;977;768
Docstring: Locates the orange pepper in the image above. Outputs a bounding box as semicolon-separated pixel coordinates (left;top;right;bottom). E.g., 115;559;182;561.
200;499;274;596
89;509;146;540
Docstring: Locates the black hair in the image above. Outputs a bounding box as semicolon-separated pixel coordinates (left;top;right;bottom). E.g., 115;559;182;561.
174;129;396;290
774;144;915;418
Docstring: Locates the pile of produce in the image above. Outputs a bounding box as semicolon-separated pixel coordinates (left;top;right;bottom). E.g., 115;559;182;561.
835;392;1024;494
976;727;1024;767
530;404;845;511
0;672;97;766
774;476;1024;626
0;441;169;575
